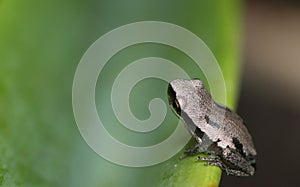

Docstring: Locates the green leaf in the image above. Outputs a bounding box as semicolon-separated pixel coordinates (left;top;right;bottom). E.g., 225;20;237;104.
158;148;222;187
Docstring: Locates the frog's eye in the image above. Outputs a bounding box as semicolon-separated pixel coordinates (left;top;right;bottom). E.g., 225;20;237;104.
173;99;180;109
172;99;181;114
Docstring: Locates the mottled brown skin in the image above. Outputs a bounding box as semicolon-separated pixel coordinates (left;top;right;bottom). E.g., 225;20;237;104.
168;79;256;176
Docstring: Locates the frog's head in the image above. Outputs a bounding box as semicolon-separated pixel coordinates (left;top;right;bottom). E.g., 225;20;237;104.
167;79;206;115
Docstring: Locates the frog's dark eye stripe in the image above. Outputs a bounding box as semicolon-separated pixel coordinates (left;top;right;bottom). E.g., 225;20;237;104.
167;84;175;104
167;84;181;115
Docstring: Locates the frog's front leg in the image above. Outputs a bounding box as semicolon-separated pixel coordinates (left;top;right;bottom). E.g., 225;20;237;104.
180;132;216;160
180;142;201;160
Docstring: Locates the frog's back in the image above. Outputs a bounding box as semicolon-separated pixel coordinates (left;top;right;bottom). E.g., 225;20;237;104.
215;103;257;157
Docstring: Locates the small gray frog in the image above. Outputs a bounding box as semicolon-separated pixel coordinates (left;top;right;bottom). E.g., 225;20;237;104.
167;79;257;177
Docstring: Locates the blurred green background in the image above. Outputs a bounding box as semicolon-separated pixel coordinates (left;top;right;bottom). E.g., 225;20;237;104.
0;0;242;186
